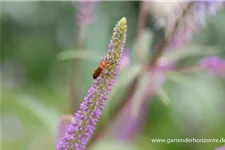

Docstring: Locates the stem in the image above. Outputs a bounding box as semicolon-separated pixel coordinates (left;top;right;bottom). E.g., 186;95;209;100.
69;23;87;114
135;1;148;64
149;38;167;67
149;2;194;67
174;65;199;73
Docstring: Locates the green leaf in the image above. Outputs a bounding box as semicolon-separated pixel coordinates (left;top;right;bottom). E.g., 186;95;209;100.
166;72;198;86
91;140;138;150
164;45;221;61
169;73;225;131
57;50;102;62
156;86;172;105
110;64;141;99
113;64;142;90
18;95;60;135
132;29;153;62
131;72;150;119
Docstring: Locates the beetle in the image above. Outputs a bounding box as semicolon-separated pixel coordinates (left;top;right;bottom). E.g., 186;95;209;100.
93;61;108;79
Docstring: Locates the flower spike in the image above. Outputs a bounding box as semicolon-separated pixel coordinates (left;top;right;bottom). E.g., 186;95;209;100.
57;17;127;150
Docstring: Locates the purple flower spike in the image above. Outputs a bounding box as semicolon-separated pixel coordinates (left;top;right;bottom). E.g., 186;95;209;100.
169;1;224;48
56;114;74;146
75;1;99;25
57;17;127;150
196;1;223;15
200;56;225;77
195;1;223;26
121;48;130;68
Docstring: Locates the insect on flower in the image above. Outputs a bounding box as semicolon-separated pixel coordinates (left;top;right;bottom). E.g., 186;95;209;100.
93;61;108;79
93;60;117;79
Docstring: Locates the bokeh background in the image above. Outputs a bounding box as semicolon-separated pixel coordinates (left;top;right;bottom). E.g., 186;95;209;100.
1;1;225;150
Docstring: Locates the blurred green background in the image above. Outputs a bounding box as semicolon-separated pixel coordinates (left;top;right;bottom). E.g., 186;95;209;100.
1;1;225;150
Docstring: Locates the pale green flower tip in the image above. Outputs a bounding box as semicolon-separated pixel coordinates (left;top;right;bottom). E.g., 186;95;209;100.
117;17;127;31
120;17;127;25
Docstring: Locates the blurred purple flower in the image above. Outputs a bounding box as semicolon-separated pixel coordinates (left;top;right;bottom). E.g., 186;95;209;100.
215;144;225;150
75;1;99;25
200;56;225;77
194;1;223;27
151;58;176;73
56;114;74;146
195;1;223;17
169;1;224;48
169;21;195;48
57;17;127;150
120;48;130;68
145;58;176;97
106;99;149;141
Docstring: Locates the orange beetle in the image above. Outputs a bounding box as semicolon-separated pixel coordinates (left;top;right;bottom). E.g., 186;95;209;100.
93;61;108;79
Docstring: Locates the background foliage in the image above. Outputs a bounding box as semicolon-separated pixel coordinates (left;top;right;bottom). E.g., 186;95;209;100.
1;1;225;150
